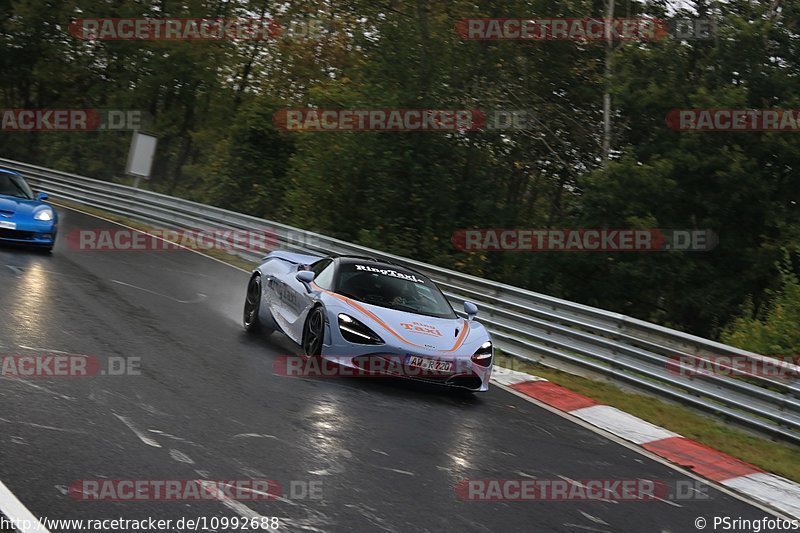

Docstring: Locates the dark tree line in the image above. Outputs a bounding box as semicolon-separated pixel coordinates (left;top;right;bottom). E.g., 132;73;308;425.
1;0;798;348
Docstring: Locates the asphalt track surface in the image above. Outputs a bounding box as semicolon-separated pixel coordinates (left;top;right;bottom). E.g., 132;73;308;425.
0;207;781;532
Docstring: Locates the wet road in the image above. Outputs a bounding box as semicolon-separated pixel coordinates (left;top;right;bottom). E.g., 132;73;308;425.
0;207;776;532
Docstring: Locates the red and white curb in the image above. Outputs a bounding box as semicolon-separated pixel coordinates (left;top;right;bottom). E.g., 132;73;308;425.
491;366;800;519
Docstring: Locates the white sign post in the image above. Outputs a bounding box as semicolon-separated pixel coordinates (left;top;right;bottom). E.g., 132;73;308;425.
126;131;158;188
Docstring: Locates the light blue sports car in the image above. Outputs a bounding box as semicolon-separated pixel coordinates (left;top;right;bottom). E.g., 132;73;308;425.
0;169;58;251
243;252;493;391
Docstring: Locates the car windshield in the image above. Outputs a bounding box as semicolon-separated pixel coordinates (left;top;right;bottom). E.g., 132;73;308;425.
0;173;34;200
335;262;456;319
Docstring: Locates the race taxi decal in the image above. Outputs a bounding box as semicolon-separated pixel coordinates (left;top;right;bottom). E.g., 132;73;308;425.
400;321;443;337
354;264;424;283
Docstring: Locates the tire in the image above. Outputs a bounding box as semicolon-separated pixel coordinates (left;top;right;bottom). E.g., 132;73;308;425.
243;274;263;333
302;306;325;357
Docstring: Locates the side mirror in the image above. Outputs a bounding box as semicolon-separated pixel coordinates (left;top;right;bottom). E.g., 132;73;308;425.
36;192;49;201
296;270;316;286
464;301;478;320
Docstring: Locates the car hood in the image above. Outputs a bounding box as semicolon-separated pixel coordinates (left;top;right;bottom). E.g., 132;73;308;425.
0;195;44;217
332;296;477;353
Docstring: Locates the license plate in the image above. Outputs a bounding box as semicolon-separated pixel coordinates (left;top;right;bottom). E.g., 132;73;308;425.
407;355;453;373
0;221;16;230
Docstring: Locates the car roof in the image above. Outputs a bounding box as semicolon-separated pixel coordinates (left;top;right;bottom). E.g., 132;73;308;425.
0;168;23;177
333;254;381;263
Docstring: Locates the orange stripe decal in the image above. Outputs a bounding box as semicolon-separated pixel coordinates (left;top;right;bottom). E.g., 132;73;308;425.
442;320;470;353
315;287;423;348
315;286;470;352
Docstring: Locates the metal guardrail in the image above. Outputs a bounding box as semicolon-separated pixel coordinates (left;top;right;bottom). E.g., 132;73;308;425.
3;157;799;443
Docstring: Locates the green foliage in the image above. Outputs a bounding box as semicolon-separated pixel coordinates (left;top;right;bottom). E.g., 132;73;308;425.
721;250;800;356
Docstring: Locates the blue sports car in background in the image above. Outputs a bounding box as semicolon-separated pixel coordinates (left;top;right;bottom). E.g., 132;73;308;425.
0;168;58;251
244;252;494;391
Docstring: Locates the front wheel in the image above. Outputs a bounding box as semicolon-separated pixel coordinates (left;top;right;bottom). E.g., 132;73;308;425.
302;307;325;357
243;274;263;333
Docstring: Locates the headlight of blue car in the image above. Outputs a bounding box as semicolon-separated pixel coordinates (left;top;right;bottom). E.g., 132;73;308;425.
33;208;54;221
338;313;384;345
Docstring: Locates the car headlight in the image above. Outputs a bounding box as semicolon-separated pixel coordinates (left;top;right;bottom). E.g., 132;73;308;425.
338;314;384;345
34;209;53;221
471;341;493;367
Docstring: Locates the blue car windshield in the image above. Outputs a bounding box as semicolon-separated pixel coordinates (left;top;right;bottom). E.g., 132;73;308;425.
0;173;34;200
335;263;456;319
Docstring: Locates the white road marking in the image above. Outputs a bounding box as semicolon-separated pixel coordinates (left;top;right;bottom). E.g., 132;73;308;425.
343;504;397;533
0;479;51;533
376;466;415;476
169;449;195;464
0;417;86;434
54;203;252;273
16;345;73;355
110;279;207;304
113;414;162;448
197;480;263;520
146;429;198;446
579;511;610;525
0;377;75;401
563;523;612;533
232;433;278;440
274;517;330;533
556;475;618;504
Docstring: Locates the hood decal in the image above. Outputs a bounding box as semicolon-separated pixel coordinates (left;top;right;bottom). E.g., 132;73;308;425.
400;321;443;337
318;286;469;352
441;321;470;353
